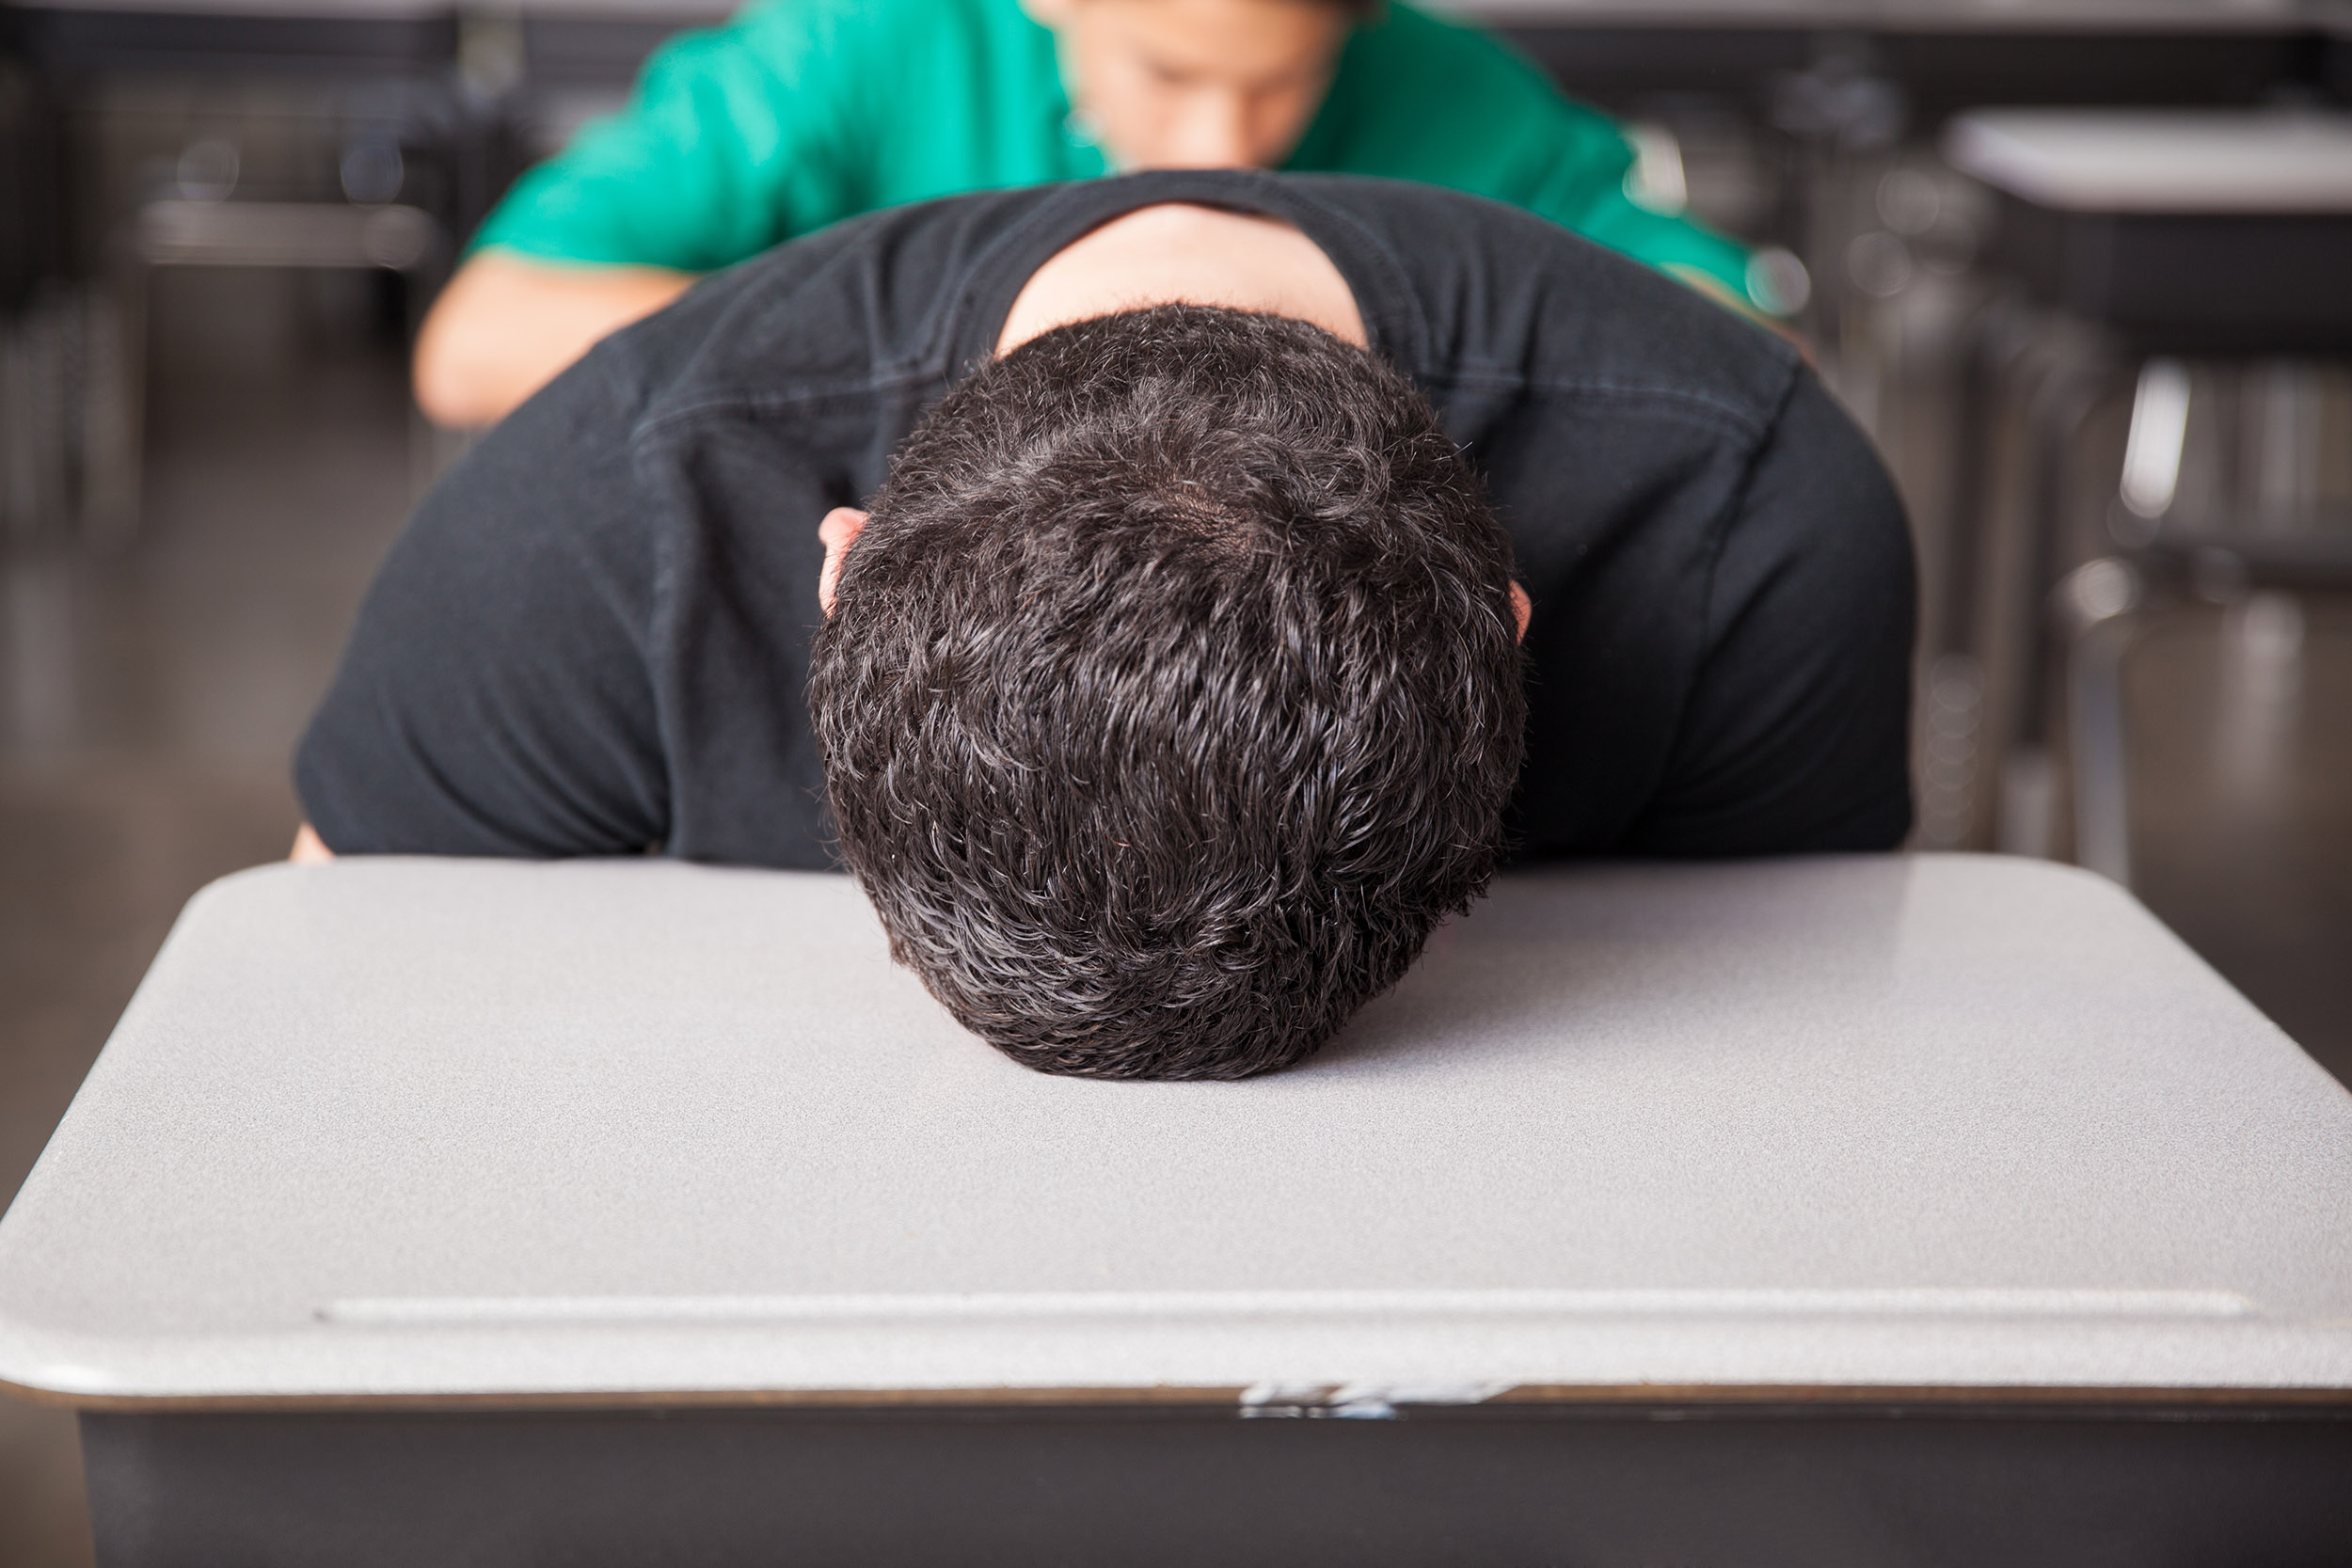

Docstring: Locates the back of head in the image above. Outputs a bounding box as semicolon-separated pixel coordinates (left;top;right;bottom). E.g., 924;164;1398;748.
808;304;1525;1079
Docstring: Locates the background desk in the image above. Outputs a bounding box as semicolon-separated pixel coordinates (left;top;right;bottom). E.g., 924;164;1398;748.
14;0;2344;119
0;854;2348;1564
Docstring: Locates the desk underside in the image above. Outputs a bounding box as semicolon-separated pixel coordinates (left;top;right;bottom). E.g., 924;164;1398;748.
83;1398;2352;1568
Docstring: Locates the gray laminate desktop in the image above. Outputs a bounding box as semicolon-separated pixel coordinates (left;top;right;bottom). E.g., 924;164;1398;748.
1946;108;2352;214
2;854;2347;1564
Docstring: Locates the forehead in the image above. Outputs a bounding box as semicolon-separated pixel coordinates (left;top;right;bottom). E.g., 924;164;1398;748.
1081;0;1351;69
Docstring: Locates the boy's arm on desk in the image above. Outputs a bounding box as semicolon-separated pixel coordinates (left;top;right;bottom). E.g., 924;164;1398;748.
412;250;697;430
291;824;334;863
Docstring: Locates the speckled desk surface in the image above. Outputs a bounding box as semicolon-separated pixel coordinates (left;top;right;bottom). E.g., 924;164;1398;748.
0;853;2346;1409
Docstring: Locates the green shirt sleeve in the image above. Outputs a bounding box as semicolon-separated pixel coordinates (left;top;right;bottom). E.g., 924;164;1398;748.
475;0;1092;271
473;0;880;269
1292;3;1763;311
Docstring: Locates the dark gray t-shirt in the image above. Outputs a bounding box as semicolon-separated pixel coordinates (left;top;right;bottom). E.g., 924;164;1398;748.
298;170;1915;865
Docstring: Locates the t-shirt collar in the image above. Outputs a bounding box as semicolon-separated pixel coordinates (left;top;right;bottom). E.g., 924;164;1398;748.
943;170;1431;382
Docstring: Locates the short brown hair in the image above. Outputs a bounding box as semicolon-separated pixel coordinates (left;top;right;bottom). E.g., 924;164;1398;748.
809;306;1525;1079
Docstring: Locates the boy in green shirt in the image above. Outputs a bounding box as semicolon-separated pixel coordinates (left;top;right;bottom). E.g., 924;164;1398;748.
414;0;1764;426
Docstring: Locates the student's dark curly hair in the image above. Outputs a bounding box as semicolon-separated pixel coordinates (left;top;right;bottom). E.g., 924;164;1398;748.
807;305;1525;1080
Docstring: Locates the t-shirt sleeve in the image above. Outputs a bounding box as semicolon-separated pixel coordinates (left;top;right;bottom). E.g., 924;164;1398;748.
469;0;875;270
1628;372;1917;855
294;365;672;856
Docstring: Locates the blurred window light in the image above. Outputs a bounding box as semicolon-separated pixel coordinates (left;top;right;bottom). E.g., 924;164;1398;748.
2218;591;2304;804
1622;122;1688;216
176;139;240;203
1875;167;1942;236
2121;358;2192;519
2067;557;2140;626
1846;230;1912;298
1745;247;1810;317
2237;591;2305;673
2251;360;2324;526
342;141;405;207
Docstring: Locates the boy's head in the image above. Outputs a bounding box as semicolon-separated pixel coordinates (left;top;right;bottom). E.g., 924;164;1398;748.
808;305;1527;1080
1023;0;1375;171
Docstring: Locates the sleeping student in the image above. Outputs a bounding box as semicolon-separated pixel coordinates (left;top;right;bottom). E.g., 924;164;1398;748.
308;173;1913;1080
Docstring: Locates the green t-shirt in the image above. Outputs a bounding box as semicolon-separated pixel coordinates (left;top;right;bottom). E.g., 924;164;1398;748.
475;0;1764;307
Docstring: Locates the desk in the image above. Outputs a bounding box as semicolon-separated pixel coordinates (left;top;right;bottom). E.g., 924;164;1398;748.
2;854;2349;1564
1947;108;2352;347
13;0;2341;98
1931;108;2352;879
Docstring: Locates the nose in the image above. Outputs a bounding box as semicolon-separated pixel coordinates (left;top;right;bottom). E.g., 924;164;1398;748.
1160;88;1260;168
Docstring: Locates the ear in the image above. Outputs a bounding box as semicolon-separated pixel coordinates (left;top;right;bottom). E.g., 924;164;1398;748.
1509;580;1533;642
818;507;869;617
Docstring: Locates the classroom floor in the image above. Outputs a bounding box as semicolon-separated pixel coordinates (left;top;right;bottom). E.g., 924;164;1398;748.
0;269;414;1565
0;268;2347;1566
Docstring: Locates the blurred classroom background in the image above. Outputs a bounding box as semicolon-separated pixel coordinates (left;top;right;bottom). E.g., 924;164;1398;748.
3;0;2349;1558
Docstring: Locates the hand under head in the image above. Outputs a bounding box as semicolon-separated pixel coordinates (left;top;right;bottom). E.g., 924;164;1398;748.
818;505;866;616
809;305;1529;1080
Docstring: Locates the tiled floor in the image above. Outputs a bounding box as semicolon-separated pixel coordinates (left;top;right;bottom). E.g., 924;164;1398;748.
0;268;2346;1565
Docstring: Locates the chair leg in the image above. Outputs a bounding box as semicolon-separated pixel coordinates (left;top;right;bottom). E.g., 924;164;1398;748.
1975;335;2121;860
2059;558;2144;888
79;262;144;549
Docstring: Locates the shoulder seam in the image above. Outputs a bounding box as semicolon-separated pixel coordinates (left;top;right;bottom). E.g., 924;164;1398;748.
1433;371;1778;441
1692;356;1806;658
1615;355;1804;848
629;365;944;448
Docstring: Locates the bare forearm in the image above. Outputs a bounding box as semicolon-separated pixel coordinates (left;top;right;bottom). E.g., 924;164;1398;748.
413;249;697;428
290;823;334;862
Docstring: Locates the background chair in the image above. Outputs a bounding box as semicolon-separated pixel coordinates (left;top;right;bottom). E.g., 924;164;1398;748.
1940;108;2352;887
